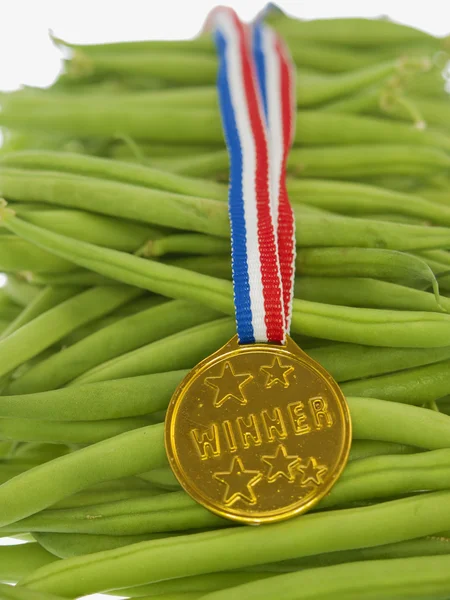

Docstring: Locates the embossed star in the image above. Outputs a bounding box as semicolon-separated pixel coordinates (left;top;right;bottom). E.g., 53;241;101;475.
205;361;253;408
298;457;328;486
260;357;294;389
214;457;262;505
262;444;301;482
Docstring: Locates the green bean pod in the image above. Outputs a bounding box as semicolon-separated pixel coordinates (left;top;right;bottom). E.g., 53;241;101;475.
0;234;74;272
0;415;155;445
0;543;58;582
0;168;230;236
34;531;170;559
17;491;450;597
287;178;450;227
296;248;439;290
0;151;227;202
0;583;64;600
0;285;142;379
0;398;449;530
198;554;450;600
10;449;450;536
0;285;82;340
7;213;450;348
0;371;187;420
295;277;446;312
270;14;438;47
7;300;218;394
71;318;235;386
341;358;450;405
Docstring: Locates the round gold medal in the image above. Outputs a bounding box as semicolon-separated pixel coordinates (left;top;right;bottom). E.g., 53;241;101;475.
165;335;351;524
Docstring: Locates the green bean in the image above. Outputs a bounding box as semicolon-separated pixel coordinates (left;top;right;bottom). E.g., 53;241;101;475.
52;488;163;510
0;583;64;600
349;397;450;449
149;235;229;258
18;449;450;536
8;171;450;253
52;34;213;55
0;168;229;236
289;145;450;179
0;151;227;202
0;415;154;444
342;359;450;405
293;110;450;151
139;468;180;490
165;256;231;280
320;448;450;509
0;543;58;582
270;14;438;47
7;491;225;535
16;207;161;251
7;300;216;394
7;213;450;348
71;318;234;386
0;301;21;324
154;145;450;180
198;555;450;600
0;285;142;379
3;275;41;307
295;277;446;312
309;341;450;383
119;572;274;599
0;286;81;340
34;531;170;559
0;371;187;420
287;178;450;227
0;398;448;532
382;95;450;130
296;248;439;291
22;270;114;287
0;234;76;272
72;51;218;85
18;491;450;596
348;440;417;461
0;423;167;527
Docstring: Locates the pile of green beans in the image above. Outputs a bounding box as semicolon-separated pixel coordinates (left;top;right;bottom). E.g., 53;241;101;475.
1;9;450;600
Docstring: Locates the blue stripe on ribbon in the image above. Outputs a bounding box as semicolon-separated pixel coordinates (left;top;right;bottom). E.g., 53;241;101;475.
252;22;269;123
214;30;254;343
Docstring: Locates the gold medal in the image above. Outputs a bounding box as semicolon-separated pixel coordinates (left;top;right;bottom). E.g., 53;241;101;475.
165;335;351;524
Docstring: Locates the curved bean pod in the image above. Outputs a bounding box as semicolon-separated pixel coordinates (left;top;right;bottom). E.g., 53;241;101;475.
6;214;450;347
0;285;142;379
0;168;229;236
0;415;154;444
0;151;227;202
198;555;450;600
7;300;218;394
295;277;445;312
0;371;187;420
34;532;169;559
0;583;64;600
0;543;58;582
288;178;450;227
71;318;235;385
1;398;450;530
0;234;74;273
0;285;81;340
341;359;450;404
18;491;450;596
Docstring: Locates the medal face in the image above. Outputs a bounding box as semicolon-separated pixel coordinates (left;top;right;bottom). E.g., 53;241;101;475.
165;335;351;524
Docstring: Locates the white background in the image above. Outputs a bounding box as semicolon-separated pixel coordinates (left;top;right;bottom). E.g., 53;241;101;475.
0;1;449;598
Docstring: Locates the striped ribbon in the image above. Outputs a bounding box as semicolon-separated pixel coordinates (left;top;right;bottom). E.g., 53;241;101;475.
212;7;296;345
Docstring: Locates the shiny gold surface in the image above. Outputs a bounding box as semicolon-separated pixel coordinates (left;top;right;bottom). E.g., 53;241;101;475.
165;335;351;524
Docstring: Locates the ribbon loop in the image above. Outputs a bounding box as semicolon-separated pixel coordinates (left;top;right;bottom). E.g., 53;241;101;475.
213;7;296;344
